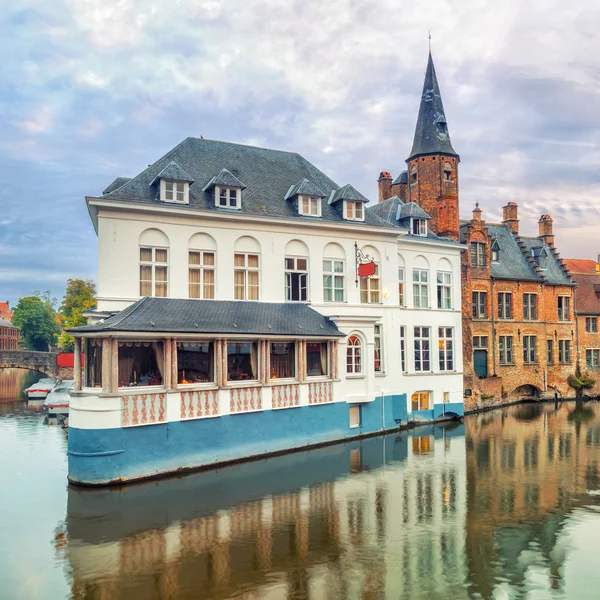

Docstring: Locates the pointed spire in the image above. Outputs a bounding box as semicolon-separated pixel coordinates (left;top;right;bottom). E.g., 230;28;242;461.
407;52;459;161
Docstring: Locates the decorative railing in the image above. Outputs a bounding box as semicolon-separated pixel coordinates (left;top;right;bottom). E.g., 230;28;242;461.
272;383;300;409
230;386;262;413
122;393;166;427
180;389;218;420
308;381;333;405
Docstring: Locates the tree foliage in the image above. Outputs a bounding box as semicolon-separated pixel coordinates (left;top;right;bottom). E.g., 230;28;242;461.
567;362;596;400
58;279;97;351
12;292;60;351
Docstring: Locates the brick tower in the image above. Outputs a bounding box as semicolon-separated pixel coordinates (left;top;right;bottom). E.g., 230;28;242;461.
406;52;460;240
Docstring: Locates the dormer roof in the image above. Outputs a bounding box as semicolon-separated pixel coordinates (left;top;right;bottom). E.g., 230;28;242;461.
284;178;325;200
397;202;431;222
327;183;369;205
150;161;194;186
202;168;246;191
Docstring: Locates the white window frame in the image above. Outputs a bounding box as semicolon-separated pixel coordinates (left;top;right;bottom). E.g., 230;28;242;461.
438;327;454;371
299;195;322;217
285;256;308;302
344;200;365;222
188;250;215;299
437;271;452;309
234;253;260;300
413;269;429;308
346;335;362;375
323;259;345;302
160;179;189;204
411;218;427;236
139;246;168;297
215;186;241;209
374;324;384;373
414;326;431;372
359;263;381;304
399;326;406;372
398;267;405;307
411;391;430;411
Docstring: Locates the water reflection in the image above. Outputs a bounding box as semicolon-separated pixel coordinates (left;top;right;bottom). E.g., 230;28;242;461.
64;424;467;599
0;367;45;400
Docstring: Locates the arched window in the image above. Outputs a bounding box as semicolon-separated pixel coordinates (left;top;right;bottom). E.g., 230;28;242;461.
234;236;261;300
189;233;216;299
443;162;452;181
411;165;417;184
347;335;362;375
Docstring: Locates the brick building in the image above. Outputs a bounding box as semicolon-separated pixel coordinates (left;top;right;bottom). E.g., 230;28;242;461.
377;51;577;410
0;317;18;350
0;301;13;323
563;258;600;395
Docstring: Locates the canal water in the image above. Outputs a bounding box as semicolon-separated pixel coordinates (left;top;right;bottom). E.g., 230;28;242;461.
3;374;600;599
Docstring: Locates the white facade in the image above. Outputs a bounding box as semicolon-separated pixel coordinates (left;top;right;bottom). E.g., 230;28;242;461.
90;196;464;415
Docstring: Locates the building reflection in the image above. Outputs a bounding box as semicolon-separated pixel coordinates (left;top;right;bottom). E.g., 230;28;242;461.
0;368;42;400
465;402;600;599
64;424;467;600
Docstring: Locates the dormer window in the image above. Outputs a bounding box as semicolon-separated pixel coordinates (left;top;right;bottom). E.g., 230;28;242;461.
160;180;189;204
411;165;417;184
443;162;452;181
492;249;499;262
299;195;321;217
216;186;241;209
345;201;364;221
411;218;427;236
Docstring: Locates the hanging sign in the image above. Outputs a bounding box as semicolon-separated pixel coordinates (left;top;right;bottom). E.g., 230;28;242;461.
354;242;376;285
358;261;376;278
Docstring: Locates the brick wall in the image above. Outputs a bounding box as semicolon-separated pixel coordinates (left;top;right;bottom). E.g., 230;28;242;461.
577;314;600;395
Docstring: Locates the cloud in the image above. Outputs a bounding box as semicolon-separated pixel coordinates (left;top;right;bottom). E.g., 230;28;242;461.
0;0;599;305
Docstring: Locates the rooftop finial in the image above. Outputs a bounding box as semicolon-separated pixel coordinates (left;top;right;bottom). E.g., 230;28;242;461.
428;30;432;52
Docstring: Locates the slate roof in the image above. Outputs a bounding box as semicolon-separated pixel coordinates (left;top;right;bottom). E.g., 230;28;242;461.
520;237;572;285
149;161;194;186
69;297;345;337
397;202;431;221
328;183;369;204
393;170;408;185
203;168;246;190
408;52;459;161
570;273;600;315
97;137;394;229
284;178;325;199
102;177;131;195
369;196;404;224
0;317;16;329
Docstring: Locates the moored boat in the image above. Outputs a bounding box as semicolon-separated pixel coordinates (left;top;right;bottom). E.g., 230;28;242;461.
44;380;74;417
24;377;57;399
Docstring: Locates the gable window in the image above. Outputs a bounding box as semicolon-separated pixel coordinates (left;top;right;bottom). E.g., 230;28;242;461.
323;259;345;302
414;326;431;372
285;257;308;301
498;292;512;319
374;324;384;373
412;391;430;411
470;242;486;266
413;269;429;308
438;327;454;371
586;349;600;368
523;294;537;320
216;186;240;209
558;297;570;321
299;195;321;217
234;253;260;300
411;165;417;184
399;326;406;372
437;271;452;309
346;335;362;375
472;291;487;318
398;267;405;307
491;248;499;262
140;247;168;297
523;336;537;364
189;250;215;299
558;340;571;364
345;201;364;221
411;218;427;236
161;180;188;204
586;317;598;333
443;162;452;181
360;264;381;304
499;336;513;365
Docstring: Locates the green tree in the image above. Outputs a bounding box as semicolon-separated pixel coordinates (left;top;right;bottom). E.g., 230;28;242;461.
58;279;97;351
12;292;60;351
568;361;596;409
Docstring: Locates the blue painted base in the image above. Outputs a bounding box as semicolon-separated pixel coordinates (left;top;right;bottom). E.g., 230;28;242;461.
68;396;464;485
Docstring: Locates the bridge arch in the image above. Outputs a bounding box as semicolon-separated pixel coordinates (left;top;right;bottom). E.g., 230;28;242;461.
0;350;59;378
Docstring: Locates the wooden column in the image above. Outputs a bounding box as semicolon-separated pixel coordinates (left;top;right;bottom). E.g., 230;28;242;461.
101;338;111;393
164;338;172;389
171;338;178;389
111;338;119;392
331;340;339;379
298;340;306;382
264;340;271;383
215;339;222;386
73;337;82;391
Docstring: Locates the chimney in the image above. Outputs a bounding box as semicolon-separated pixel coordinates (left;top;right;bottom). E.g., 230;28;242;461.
472;202;482;222
377;171;393;203
502;202;519;235
538;214;555;247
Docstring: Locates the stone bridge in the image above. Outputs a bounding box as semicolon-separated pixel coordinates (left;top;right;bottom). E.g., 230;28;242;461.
0;350;67;378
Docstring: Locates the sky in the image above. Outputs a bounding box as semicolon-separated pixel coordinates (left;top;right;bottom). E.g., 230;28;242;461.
1;0;599;307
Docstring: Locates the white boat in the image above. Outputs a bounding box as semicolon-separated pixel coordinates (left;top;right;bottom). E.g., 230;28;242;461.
44;380;74;417
24;377;57;399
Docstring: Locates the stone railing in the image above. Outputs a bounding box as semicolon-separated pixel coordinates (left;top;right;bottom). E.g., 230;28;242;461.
181;389;218;420
308;381;333;405
230;386;262;413
122;393;166;427
272;383;300;409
